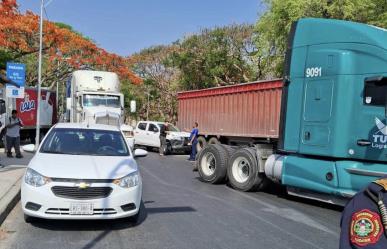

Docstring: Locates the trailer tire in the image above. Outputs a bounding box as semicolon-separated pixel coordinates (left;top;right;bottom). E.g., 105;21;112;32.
221;145;236;157
208;137;220;145
197;144;228;184
227;148;264;191
196;136;207;152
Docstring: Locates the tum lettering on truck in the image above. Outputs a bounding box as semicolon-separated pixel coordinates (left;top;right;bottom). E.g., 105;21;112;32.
372;117;387;149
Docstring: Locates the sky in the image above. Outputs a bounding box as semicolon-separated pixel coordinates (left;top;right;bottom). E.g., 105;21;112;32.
17;0;265;57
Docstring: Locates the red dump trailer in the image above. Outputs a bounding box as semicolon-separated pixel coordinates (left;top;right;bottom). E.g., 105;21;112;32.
177;79;283;149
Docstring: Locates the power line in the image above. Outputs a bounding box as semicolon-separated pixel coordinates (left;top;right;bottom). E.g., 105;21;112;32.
43;0;55;21
43;6;50;20
44;0;55;8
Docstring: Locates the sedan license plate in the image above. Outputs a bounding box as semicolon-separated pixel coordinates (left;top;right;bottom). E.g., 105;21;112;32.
69;203;93;215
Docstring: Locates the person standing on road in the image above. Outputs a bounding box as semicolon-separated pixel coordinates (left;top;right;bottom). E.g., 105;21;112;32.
188;122;199;162
6;110;23;158
159;122;169;156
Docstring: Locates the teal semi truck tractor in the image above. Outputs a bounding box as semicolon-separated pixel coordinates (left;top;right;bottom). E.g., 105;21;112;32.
177;18;387;205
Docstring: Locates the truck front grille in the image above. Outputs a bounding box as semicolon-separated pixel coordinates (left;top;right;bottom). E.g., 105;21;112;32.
95;116;119;126
51;186;113;200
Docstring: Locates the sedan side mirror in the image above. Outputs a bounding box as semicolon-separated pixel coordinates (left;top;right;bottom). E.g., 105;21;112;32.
22;144;35;153
134;149;147;157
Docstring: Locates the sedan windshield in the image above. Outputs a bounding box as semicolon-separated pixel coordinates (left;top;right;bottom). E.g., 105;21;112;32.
83;94;121;108
40;128;129;156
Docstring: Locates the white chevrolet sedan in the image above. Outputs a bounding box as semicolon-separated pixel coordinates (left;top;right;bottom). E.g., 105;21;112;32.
21;123;146;223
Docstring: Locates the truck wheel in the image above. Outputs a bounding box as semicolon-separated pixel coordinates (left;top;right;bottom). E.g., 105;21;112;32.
196;136;207;152
221;145;236;157
227;148;264;191
197;144;228;184
208;137;220;144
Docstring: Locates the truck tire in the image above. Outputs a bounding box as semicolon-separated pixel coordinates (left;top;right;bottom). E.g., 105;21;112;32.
221;144;236;157
208;137;220;144
197;144;228;184
227;148;264;191
196;136;207;152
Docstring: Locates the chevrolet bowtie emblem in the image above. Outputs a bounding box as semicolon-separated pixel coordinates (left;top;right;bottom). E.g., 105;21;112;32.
77;182;90;189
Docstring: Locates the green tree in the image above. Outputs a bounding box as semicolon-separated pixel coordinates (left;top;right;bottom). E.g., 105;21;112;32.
255;0;387;78
168;24;258;90
131;45;180;122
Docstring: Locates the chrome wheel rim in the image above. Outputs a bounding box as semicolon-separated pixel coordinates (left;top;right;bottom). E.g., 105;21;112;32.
232;156;250;183
201;152;216;176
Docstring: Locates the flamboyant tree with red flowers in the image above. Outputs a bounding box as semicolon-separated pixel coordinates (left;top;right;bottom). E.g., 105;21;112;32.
0;0;142;87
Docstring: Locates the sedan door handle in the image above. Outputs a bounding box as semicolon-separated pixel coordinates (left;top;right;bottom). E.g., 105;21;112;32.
357;139;371;146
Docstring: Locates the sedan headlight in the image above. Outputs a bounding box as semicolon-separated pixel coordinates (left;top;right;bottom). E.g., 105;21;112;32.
25;168;51;187
114;171;139;188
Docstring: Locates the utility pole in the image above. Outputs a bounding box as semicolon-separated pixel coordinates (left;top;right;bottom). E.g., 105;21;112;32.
56;60;59;120
35;0;44;149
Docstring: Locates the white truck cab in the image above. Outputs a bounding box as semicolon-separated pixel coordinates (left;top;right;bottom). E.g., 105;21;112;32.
134;121;191;154
65;70;135;148
67;70;124;125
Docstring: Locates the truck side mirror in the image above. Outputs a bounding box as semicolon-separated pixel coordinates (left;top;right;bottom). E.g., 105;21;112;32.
0;100;5;115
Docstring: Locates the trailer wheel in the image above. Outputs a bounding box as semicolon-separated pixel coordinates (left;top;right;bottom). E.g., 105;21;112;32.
221;145;236;157
227;148;264;191
197;144;228;184
208;137;220;145
196;136;207;152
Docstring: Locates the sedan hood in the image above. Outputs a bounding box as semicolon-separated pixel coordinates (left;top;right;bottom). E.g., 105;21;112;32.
29;153;138;180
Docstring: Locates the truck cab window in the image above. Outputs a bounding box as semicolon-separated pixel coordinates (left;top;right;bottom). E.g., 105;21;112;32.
148;124;159;133
83;94;120;108
364;77;387;106
138;123;147;131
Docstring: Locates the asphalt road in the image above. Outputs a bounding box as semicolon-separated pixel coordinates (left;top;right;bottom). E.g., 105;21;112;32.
0;152;342;249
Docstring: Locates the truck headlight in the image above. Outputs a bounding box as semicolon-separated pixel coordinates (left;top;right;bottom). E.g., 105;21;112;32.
25;168;51;187
114;171;139;188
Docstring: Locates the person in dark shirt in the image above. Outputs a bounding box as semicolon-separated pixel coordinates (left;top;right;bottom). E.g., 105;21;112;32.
188;122;199;162
340;178;387;248
159;122;169;156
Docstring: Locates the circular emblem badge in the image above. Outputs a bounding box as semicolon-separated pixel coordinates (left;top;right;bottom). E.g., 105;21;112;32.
350;209;383;246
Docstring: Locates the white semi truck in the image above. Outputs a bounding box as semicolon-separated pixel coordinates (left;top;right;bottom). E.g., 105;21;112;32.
65;70;134;147
66;70;124;125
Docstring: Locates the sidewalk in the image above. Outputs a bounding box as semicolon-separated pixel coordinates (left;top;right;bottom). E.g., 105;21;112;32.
0;148;33;225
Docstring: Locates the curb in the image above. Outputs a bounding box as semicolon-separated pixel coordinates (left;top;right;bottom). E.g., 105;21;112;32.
0;176;22;226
